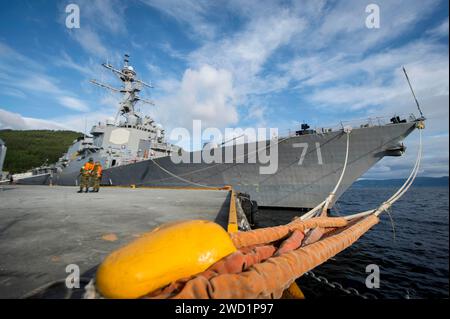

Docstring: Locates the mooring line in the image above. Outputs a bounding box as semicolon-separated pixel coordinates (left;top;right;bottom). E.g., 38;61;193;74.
342;125;424;221
301;130;351;220
375;128;423;217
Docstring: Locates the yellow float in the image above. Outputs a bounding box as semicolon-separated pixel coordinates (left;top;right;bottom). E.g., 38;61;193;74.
96;220;236;298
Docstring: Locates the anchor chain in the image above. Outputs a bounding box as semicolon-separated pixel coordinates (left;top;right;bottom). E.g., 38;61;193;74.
304;271;378;299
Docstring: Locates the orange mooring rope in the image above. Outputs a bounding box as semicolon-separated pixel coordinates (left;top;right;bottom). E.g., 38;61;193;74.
145;215;378;299
230;216;348;248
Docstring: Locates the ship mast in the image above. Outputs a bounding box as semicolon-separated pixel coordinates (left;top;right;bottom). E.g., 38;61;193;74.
90;54;155;126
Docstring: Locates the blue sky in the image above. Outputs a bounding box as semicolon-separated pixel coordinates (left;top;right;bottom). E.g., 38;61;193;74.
0;0;448;178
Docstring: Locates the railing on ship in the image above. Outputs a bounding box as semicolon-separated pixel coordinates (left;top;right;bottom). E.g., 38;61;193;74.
279;113;417;138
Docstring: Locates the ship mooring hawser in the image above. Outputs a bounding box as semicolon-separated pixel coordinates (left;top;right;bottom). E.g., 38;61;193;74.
10;55;423;211
0;54;427;299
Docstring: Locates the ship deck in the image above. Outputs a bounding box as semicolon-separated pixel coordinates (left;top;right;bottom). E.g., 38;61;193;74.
0;185;232;298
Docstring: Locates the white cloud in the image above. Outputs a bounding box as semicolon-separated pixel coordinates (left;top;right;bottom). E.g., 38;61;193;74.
154;65;237;130
283;39;448;89
57;96;89;112
0;42;43;71
309;0;439;53
0;107;115;133
164;7;307;130
80;0;128;35
0;108;65;130
59;0;127;58
303;48;449;127
70;28;108;58
158;41;187;60
426;18;449;38
0;42;92;113
243;104;268;128
140;0;217;39
141;1;311;125
16;74;64;95
189;10;305;97
53;51;95;76
2;88;26;99
1;72;91;113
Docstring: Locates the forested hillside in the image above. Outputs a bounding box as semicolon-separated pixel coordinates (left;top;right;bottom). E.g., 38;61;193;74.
0;130;83;174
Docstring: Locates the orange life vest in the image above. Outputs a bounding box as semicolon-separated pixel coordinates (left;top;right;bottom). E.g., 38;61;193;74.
94;165;103;177
83;162;95;172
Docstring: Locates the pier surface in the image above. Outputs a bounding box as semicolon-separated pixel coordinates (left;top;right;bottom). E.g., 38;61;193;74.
0;185;231;298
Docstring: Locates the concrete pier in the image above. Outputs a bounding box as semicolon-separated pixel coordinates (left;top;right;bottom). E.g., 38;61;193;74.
0;185;231;298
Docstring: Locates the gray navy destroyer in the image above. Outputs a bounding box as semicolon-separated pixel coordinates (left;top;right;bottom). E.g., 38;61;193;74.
12;55;424;211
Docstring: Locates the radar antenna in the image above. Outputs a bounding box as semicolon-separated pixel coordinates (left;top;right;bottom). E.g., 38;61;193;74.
90;54;155;125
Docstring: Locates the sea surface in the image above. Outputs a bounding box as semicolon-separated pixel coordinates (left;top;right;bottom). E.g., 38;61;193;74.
254;186;449;299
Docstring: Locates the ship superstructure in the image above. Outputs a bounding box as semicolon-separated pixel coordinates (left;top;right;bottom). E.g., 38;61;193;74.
58;55;176;172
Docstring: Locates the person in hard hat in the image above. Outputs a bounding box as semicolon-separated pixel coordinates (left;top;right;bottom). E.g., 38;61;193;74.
91;161;103;192
78;157;94;193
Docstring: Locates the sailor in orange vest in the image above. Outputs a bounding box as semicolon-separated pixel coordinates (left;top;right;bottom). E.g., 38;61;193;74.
78;157;95;193
91;161;103;192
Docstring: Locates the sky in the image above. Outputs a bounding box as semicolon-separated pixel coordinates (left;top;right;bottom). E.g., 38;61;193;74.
0;0;448;179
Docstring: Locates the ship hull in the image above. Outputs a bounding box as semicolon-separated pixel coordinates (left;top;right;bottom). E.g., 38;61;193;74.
48;122;417;209
6;173;52;185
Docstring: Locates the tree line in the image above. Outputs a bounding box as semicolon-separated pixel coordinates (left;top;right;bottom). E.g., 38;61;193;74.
0;130;83;174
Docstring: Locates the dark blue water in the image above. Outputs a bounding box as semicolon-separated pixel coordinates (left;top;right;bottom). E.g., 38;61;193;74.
254;186;449;299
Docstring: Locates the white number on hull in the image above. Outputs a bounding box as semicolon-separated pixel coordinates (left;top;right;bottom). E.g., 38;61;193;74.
316;142;323;165
293;143;308;165
293;142;324;165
